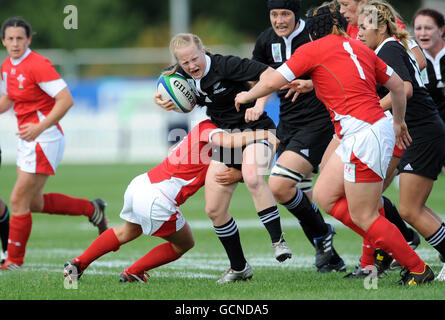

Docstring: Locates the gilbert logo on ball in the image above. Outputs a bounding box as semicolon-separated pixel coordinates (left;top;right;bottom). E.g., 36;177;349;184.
157;73;197;113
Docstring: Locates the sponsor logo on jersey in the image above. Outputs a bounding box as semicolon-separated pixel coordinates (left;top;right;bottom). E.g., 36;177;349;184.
17;74;26;89
213;82;226;94
272;43;282;63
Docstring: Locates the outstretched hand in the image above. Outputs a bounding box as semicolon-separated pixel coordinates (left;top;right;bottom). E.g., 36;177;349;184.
281;79;314;102
393;121;412;150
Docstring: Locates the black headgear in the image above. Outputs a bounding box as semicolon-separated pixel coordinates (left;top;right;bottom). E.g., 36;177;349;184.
267;0;302;18
306;4;348;40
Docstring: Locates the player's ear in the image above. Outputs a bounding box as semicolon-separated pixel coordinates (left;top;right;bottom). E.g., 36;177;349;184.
378;22;387;36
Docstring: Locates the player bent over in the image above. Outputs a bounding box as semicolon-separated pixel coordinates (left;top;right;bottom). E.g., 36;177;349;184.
64;120;279;283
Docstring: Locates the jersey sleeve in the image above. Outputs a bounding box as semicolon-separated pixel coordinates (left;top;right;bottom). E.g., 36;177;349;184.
31;56;62;84
38;79;67;98
278;42;315;81
374;54;394;85
377;44;410;83
195;119;223;144
215;55;268;82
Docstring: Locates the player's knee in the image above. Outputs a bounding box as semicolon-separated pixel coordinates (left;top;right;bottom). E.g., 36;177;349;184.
9;191;26;212
312;187;330;213
242;168;263;191
205;204;223;222
269;178;293;203
397;203;418;224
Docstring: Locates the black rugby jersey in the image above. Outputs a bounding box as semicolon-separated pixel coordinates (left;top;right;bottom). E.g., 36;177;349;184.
422;47;445;120
177;54;271;130
252;19;331;127
375;38;445;142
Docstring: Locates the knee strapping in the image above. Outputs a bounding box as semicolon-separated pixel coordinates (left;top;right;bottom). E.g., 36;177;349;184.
270;163;305;183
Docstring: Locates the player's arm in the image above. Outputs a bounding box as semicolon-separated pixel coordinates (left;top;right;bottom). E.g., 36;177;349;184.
379;80;413;111
235;69;288;110
0;94;13;114
411;45;426;71
211;129;279;153
244;67;275;122
383;72;412;150
211;129;279;186
17;87;73;141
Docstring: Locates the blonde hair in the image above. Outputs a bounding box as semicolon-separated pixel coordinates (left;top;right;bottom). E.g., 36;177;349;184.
361;1;411;51
164;33;207;76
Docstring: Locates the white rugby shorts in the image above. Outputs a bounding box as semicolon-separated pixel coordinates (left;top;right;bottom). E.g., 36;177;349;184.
335;117;395;183
17;136;65;175
119;173;186;236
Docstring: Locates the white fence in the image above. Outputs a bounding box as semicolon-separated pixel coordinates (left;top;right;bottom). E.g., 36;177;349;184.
0;79;210;165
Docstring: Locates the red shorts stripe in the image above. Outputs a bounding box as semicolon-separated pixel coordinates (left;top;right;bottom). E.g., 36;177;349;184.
35;143;55;175
152;213;179;238
350;151;383;183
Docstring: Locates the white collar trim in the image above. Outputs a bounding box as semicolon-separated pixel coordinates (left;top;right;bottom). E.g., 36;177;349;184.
374;37;396;55
10;48;32;66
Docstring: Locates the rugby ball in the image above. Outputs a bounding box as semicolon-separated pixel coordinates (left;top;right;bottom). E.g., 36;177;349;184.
157;73;197;113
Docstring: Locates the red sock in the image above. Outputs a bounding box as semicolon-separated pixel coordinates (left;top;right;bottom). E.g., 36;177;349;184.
7;212;32;266
43;193;94;218
360;206;385;267
330;196;366;237
365;215;425;273
360;238;375;267
75;228;120;270
127;242;180;275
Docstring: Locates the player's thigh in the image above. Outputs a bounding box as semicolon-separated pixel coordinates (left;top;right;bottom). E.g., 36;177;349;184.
163;221;195;254
205;161;237;217
319;136;339;173
344;180;382;230
242;141;274;179
11;169;48;212
383;156;400;192
398;173;433;217
313;152;345;213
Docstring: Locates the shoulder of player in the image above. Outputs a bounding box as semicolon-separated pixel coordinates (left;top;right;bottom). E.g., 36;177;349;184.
377;40;406;58
26;50;53;64
255;27;280;44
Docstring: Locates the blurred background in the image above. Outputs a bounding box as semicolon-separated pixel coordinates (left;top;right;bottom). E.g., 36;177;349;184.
0;0;443;164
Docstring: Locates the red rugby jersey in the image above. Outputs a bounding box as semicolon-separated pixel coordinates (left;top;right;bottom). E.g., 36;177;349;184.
278;34;392;138
1;49;64;132
148;119;222;206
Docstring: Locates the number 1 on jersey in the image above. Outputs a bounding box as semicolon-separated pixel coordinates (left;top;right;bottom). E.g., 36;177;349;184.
343;42;366;80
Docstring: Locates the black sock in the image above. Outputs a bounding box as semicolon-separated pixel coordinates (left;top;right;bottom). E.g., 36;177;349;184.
0;206;9;253
258;206;282;243
282;188;328;245
426;224;445;258
214;218;246;271
382;196;413;242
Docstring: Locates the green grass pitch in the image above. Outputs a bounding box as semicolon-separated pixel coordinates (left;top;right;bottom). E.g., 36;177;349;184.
0;163;444;300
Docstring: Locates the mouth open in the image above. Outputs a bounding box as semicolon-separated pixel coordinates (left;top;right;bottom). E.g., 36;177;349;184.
190;68;200;78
